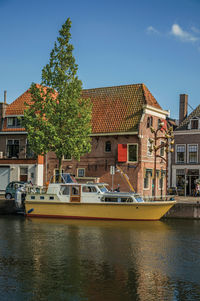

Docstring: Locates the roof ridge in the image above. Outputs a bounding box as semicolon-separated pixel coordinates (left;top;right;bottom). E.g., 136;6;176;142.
83;83;144;92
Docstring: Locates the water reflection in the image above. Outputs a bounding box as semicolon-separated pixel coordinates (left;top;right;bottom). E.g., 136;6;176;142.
0;217;200;300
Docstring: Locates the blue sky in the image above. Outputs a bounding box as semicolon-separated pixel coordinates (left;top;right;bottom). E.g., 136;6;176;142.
0;0;200;119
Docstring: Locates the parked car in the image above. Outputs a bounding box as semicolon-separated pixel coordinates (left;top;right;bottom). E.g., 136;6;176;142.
5;181;26;199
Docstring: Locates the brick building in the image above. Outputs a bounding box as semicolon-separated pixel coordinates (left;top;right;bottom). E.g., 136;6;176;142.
0;84;169;196
171;94;200;196
0;91;44;191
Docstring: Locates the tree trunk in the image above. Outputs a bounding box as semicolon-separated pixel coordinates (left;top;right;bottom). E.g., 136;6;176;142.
58;157;62;183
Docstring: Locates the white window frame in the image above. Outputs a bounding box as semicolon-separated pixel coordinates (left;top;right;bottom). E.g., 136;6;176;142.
189;118;199;130
127;144;138;163
63;154;72;161
176;144;186;164
187;144;198;164
147;139;153;157
77;168;85;177
7;117;21;127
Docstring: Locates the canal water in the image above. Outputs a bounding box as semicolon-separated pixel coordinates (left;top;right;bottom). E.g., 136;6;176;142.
0;216;200;301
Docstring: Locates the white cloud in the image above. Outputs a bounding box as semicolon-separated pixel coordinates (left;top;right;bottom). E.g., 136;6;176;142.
146;26;159;35
171;24;198;42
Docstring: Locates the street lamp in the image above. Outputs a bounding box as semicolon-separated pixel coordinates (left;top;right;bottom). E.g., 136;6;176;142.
149;121;174;200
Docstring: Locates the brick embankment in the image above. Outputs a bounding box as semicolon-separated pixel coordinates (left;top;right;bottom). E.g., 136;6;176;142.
164;196;200;219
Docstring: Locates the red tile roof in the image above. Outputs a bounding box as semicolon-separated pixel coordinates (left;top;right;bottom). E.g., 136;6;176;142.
2;83;162;134
82;83;162;133
5;88;33;116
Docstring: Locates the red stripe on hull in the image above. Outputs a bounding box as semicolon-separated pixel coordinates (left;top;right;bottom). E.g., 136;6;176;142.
26;213;159;221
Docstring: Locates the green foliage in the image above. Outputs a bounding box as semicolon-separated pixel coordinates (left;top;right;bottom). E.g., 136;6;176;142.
23;18;92;172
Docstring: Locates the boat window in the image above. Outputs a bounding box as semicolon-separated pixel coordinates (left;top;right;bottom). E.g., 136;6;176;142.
82;186;97;193
104;197;118;202
49;196;54;200
98;185;108;193
134;195;144;202
31;196;35;200
40;196;45;200
60;186;70;195
72;186;79;195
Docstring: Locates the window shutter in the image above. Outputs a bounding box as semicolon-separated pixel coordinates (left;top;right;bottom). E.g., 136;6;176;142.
160;119;167;132
118;144;127;162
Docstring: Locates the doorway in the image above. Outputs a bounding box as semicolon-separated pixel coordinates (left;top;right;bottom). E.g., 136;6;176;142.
187;169;199;196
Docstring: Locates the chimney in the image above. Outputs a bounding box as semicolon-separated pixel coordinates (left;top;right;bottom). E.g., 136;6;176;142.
4;90;7;104
179;94;188;124
0;90;8;130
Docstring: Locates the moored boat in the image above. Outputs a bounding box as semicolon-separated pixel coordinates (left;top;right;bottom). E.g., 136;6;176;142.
24;174;175;221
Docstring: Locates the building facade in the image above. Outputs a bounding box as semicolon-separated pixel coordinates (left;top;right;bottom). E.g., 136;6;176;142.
171;94;200;196
0;91;44;191
0;84;169;196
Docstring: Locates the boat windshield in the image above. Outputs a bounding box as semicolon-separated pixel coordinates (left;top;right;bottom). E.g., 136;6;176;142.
134;194;144;203
98;185;108;193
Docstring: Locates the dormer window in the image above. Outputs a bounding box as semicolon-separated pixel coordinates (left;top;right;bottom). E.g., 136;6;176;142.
7;117;23;128
190;119;199;130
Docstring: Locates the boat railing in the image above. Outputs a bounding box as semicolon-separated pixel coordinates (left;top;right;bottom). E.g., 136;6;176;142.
24;184;47;194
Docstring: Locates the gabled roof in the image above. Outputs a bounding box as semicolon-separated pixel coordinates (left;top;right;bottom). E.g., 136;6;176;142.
5;88;33;116
82;83;162;134
176;104;200;131
2;83;163;134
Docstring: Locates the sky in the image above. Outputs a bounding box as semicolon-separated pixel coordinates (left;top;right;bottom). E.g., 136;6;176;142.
0;0;200;120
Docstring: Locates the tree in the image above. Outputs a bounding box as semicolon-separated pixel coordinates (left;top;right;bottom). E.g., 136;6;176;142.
23;18;92;181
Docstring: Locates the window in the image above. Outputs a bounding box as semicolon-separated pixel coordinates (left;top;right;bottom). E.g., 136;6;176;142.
63;153;72;160
188;145;198;163
60;186;70;195
20;167;28;182
190;119;199;130
160;141;165;157
7;117;22;127
72;186;79;195
77;168;85;177
147;116;153;128
176;169;185;190
128;144;138;162
144;174;149;189
82;186;97;193
147;139;153;156
105;141;111;152
7;140;19;158
144;169;152;189
176;145;185;163
158;119;161;129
